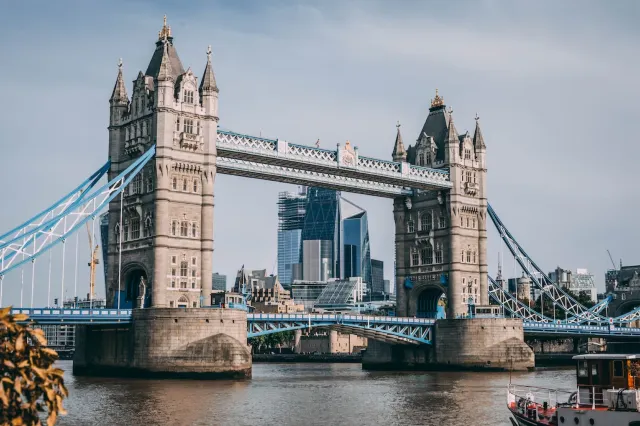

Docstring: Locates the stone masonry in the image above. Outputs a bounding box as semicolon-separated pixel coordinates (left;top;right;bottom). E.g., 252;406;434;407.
106;17;218;309
392;91;488;318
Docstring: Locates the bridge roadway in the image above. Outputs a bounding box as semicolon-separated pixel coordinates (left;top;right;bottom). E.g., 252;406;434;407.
10;308;640;342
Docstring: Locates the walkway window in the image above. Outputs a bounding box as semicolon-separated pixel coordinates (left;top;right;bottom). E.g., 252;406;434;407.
408;220;415;233
421;213;432;232
180;221;188;237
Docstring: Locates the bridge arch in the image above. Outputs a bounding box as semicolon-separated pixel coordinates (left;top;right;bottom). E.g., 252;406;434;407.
407;282;446;318
122;262;150;309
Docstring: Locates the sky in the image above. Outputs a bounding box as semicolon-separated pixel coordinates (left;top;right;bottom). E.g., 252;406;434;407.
1;0;639;306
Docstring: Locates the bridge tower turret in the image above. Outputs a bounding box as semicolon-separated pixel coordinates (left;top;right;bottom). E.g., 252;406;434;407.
105;17;217;309
393;90;488;318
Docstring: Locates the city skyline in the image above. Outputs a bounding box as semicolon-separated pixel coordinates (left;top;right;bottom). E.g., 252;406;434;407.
1;1;639;305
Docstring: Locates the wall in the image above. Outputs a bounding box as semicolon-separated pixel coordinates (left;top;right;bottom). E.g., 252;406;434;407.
74;308;251;378
298;331;367;354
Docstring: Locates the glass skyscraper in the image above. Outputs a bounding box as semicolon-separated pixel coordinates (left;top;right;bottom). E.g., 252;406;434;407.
301;187;341;280
343;210;372;290
277;188;307;287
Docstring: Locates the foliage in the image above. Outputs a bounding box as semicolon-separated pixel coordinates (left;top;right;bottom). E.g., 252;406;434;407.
0;307;68;425
249;331;295;353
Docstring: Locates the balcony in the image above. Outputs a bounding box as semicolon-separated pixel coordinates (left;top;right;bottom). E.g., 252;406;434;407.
124;136;150;157
179;132;202;151
464;181;479;196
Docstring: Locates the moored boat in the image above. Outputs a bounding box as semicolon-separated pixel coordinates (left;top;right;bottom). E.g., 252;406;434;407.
507;354;640;425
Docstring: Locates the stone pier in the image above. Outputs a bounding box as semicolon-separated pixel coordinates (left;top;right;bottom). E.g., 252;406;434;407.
73;308;251;379
362;317;534;371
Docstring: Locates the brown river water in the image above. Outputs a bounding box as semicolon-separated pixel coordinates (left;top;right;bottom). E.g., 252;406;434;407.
55;360;574;426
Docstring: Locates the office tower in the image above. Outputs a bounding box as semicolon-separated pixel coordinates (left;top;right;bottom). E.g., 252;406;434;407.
277;187;307;286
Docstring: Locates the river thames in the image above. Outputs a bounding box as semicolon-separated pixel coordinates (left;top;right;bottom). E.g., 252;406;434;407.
55;361;574;425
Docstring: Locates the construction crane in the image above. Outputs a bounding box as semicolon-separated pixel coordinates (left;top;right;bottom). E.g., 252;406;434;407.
86;223;100;299
607;249;617;270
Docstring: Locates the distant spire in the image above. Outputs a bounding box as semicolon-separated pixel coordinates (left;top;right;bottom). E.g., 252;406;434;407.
158;15;172;41
473;113;486;149
156;37;174;81
430;88;444;109
199;44;218;93
392;121;407;162
110;58;128;105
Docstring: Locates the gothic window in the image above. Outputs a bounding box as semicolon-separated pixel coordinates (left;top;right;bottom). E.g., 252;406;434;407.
171;256;177;265
184;90;194;104
465;149;471;160
191;257;197;266
171;280;176;288
466;217;469;227
176;117;181;132
191;223;197;238
407;220;415;233
435;245;443;264
193;179;198;193
196;121;200;135
466;251;471;263
460;217;463;227
472;218;476;228
172;177;177;190
191;269;196;278
123;220;129;242
461;250;464;262
143;215;152;237
473;173;477;183
466;171;471;182
184;119;194;134
420;212;432;232
131;217;140;240
411;250;419;266
180;221;188;237
438;216;446;228
423;244;433;265
426;153;431;164
171;268;176;277
132;174;142;195
180;281;187;289
418;153;424;166
182;178;187;191
171;221;177;236
180;262;188;277
473;251;477;263
146;175;153;192
114;222;120;243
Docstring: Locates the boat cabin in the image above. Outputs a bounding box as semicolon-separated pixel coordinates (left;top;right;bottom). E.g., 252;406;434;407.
573;354;640;407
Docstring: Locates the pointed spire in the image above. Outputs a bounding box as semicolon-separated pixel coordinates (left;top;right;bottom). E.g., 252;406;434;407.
446;113;459;145
156;38;174;81
430;88;445;109
392;121;407;162
473;113;486;149
199;45;218;93
158;15;172;41
110;58;128;105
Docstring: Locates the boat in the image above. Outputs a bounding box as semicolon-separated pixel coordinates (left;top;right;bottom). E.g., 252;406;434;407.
507;354;640;425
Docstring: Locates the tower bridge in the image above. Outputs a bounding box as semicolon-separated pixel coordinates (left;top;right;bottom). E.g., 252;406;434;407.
1;17;638;377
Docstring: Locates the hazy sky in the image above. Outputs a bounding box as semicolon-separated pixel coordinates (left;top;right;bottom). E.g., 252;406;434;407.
1;0;639;305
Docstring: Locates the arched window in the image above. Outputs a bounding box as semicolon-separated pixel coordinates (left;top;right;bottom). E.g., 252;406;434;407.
418;153;424;166
426;153;431;164
421;212;432;232
177;295;188;306
172;177;177;190
193;179;198;193
182;178;187;191
466;217;469;227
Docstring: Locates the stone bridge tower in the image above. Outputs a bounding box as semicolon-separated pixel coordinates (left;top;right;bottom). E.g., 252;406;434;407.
393;91;488;318
106;18;218;308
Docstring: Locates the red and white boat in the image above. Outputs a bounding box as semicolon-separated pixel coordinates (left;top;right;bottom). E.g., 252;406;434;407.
507;354;640;425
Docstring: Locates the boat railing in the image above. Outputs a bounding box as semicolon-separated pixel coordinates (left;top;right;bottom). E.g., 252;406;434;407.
576;385;606;409
507;384;575;410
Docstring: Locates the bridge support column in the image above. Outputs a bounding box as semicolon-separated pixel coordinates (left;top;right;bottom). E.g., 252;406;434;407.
294;329;302;354
363;318;533;371
73;308;251;379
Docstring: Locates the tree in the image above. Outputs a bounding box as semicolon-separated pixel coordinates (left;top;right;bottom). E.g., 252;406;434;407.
0;307;68;425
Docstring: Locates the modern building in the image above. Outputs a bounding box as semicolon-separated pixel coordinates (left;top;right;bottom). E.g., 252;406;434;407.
277;188;307;287
212;272;227;291
549;266;597;303
383;279;392;295
301;187;341;281
342;208;372;289
291;280;328;311
314;277;366;311
371;259;384;295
